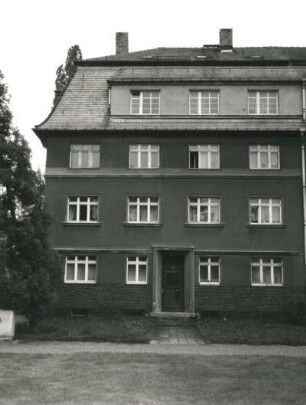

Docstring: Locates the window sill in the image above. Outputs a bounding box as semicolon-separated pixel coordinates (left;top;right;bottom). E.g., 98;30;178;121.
184;223;224;228
64;281;97;284
63;222;102;227
126;282;148;285
251;284;283;287
123;222;163;227
199;282;220;286
247;224;287;229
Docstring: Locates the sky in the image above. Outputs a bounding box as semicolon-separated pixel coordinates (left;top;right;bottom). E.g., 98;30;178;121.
1;0;306;171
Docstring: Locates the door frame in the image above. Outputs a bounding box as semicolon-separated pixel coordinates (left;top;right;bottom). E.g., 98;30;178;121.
152;246;195;313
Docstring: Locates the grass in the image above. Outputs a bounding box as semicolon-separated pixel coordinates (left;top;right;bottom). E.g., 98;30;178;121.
1;352;306;404
15;313;155;343
197;316;306;345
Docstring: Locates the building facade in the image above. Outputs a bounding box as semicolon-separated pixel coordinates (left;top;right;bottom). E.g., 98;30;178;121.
34;30;306;316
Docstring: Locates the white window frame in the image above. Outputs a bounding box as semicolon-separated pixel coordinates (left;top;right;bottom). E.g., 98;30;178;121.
189;91;219;115
188;197;221;224
130;91;160;115
129;145;160;169
127;197;159;224
199;257;220;285
126;256;148;284
251;258;283;286
248;91;278;115
249;198;282;225
249;145;280;170
69;144;100;169
189;145;220;169
67;196;99;223
65;255;97;284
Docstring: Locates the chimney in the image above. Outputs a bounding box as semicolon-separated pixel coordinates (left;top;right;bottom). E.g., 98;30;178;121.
219;28;233;50
116;32;129;55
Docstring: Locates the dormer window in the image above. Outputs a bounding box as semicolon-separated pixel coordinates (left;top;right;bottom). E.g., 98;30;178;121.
130;91;160;115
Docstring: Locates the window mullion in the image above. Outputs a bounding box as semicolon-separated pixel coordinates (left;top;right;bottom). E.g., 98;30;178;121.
76;198;80;221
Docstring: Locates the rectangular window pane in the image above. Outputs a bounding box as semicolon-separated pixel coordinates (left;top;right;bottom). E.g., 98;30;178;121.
210;206;220;223
151;151;159;168
274;267;283;284
90;205;98;221
140;206;147;222
129;151;138;168
81;151;89;168
263;266;272;284
92;151;100;168
66;264;75;280
79;205;87;221
189;206;198;222
200;206;208;222
140;151;149;168
68;205;77;221
211;266;219;282
127;265;136;282
200;266;208;282
252;266;260;284
150;206;158;222
129;205;137;222
190;151;198;168
138;265;147;282
70;151;79;168
88;264;96;281
77;264;86;281
261;206;270;223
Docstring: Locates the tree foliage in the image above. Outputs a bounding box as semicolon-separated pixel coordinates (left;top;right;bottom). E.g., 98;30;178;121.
0;71;61;327
54;45;82;106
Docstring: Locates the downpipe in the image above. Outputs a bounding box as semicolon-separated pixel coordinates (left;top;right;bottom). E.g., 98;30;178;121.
301;80;306;275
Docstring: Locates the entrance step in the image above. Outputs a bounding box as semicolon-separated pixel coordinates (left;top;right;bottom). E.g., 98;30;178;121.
149;312;198;327
149;312;197;319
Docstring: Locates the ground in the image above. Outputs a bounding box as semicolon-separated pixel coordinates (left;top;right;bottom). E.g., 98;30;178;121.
1;343;306;405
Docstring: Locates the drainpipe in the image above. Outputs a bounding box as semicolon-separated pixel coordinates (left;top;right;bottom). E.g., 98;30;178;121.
301;80;306;273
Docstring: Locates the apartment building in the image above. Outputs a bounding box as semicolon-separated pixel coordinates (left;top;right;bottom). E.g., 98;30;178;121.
34;29;306;316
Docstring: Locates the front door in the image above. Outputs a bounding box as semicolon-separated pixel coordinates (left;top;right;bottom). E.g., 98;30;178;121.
162;254;184;312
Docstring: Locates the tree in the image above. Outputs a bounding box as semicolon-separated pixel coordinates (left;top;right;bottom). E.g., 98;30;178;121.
0;71;61;328
54;45;82;106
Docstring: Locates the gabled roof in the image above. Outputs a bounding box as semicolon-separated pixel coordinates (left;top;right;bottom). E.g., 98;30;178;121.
79;46;306;65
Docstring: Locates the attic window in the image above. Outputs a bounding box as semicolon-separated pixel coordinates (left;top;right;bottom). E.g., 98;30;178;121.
250;55;263;59
221;49;233;53
142;56;153;60
196;56;207;59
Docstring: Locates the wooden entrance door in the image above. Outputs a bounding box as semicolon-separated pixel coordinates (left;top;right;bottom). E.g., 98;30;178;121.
162;255;184;312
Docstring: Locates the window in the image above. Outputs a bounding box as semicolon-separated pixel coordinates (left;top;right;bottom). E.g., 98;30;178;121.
126;256;148;284
129;145;159;169
67;196;98;223
248;91;278;115
65;255;97;283
131;91;160;115
189;145;220;169
70;145;100;168
249;198;282;225
128;197;159;223
189;91;219;115
199;257;220;285
188;197;220;224
251;258;283;286
249;145;280;169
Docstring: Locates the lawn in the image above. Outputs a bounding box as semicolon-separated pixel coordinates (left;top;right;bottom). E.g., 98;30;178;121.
0;351;306;405
197;316;306;345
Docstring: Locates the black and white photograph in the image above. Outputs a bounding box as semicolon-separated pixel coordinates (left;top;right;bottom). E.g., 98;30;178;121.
1;0;306;404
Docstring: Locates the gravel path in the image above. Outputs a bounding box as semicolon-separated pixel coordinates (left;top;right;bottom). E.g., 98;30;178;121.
1;341;306;357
